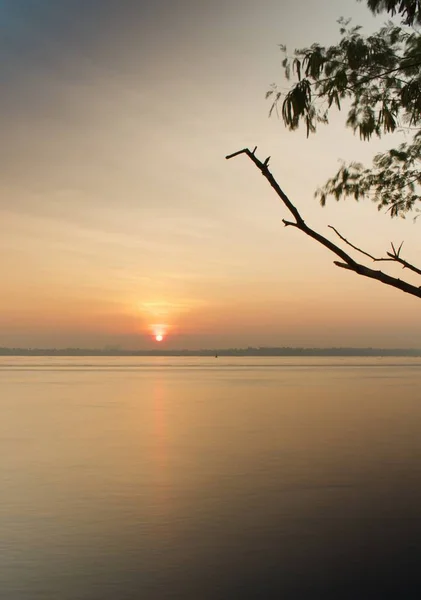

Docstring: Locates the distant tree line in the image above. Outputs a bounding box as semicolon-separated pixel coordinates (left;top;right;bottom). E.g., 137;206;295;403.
1;347;420;356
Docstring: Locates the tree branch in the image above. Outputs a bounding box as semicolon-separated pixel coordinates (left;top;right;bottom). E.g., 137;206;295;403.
226;147;421;299
328;225;421;276
328;225;380;261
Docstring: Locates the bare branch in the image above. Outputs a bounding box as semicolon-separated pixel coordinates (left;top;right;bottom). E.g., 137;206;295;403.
226;147;421;299
329;225;421;276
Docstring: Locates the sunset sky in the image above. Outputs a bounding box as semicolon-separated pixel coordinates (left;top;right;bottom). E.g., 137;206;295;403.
2;0;421;349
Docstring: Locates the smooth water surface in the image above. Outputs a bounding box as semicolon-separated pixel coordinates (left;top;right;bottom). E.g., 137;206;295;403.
1;357;421;599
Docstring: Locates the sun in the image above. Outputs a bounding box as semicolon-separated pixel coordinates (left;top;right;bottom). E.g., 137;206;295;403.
150;323;167;343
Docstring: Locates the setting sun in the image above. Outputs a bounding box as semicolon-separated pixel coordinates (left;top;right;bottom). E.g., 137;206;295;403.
150;323;168;343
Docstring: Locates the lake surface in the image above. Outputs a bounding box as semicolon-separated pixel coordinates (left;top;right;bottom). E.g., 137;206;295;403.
1;356;421;599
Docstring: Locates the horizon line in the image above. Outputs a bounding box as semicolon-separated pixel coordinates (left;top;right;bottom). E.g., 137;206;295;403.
1;346;421;357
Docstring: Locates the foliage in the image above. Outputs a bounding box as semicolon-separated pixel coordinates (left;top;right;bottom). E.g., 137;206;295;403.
364;0;421;25
266;0;421;216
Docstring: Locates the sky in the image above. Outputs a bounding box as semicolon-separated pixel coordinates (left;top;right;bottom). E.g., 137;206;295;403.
2;0;421;349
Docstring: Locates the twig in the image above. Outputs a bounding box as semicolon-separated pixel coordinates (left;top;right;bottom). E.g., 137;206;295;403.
328;225;379;261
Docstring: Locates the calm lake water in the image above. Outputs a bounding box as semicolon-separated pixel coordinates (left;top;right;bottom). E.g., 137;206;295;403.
1;356;421;599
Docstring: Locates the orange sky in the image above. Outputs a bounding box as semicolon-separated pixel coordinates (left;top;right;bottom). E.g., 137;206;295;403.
2;0;421;349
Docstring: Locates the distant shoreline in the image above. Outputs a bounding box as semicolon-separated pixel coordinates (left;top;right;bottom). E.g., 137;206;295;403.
1;347;421;357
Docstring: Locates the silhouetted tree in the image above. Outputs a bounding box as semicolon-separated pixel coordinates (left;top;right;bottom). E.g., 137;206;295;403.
227;0;421;300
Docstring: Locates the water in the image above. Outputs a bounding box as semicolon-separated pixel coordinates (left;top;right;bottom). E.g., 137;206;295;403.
1;356;421;599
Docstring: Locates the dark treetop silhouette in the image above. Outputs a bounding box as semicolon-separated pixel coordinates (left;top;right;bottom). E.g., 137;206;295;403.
227;0;421;299
267;0;421;217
